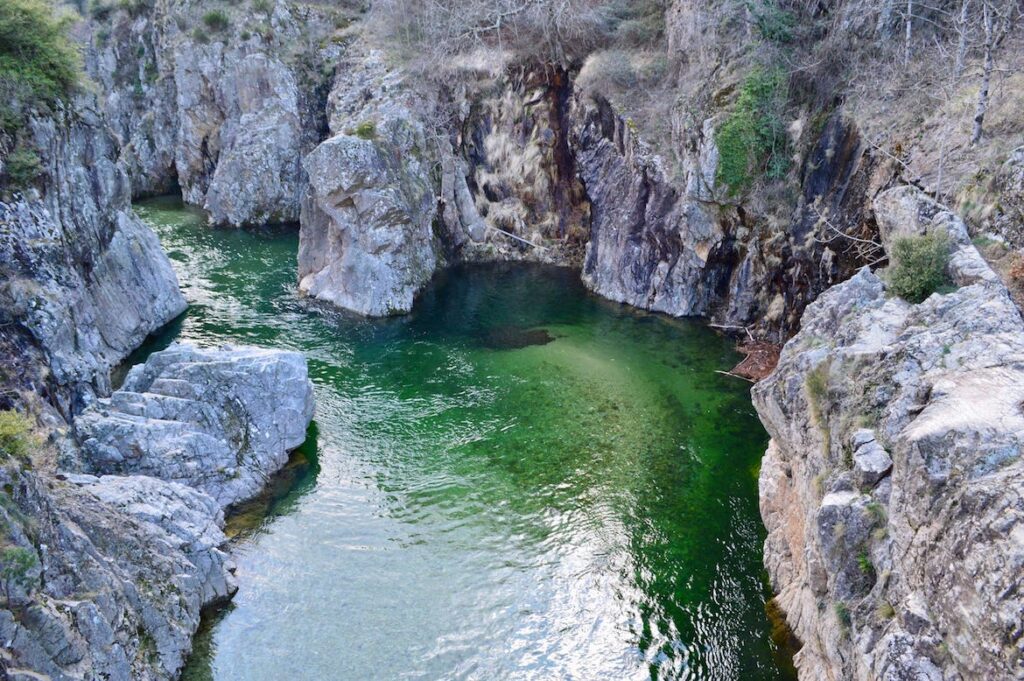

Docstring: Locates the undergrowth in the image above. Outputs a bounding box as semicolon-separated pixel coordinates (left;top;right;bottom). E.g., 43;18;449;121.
715;66;791;195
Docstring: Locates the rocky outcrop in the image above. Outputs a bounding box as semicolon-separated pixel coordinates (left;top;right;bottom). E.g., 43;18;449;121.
0;101;186;413
450;65;590;260
85;0;342;225
74;343;314;508
0;464;235;680
755;186;1024;679
0;341;314;678
572;95;724;316
297;46;439;316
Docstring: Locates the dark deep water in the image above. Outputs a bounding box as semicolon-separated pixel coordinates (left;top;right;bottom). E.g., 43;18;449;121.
132;196;796;680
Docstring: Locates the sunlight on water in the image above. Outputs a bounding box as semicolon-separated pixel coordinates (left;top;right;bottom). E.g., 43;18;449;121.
131;197;796;681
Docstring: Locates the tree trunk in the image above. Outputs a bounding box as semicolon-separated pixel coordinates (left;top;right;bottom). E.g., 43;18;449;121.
971;1;993;145
904;0;913;64
955;0;970;77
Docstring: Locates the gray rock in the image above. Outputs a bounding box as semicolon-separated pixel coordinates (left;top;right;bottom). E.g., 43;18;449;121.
0;102;186;412
75;343;314;507
0;467;233;680
298;47;439;316
853;441;893;489
75;474;237;604
572;96;723;317
755;186;1024;679
84;0;341;225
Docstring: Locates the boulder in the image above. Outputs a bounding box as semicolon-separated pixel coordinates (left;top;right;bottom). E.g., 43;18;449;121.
298;47;438;316
75;344;314;508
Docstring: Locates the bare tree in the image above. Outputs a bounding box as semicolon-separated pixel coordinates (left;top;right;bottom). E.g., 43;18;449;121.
371;0;616;72
970;0;1019;144
954;0;971;76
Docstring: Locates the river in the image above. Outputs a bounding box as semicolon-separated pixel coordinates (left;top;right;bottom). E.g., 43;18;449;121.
129;196;795;680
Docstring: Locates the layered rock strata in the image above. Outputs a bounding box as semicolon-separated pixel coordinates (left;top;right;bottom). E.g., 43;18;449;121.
75;343;314;508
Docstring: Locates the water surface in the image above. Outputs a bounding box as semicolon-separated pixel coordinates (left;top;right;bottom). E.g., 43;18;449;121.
132;197;795;681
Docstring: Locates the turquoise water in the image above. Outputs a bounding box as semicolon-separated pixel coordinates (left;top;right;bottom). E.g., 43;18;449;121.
132;197;794;681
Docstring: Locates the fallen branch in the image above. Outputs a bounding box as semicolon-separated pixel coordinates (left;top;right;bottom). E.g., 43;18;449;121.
709;323;755;342
715;369;755;383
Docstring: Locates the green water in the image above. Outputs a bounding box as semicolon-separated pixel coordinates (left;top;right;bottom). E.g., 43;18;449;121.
132;196;795;681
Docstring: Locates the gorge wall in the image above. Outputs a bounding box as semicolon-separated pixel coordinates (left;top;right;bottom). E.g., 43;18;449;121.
1;0;1023;678
756;186;1024;678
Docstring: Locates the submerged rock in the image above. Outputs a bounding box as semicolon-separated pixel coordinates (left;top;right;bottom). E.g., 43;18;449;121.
482;326;555;350
755;186;1024;679
75;344;315;508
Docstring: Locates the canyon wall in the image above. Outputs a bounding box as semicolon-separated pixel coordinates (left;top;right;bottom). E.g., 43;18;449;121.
755;186;1024;679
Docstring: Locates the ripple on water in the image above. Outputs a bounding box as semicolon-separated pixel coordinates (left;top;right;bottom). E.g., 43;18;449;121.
130;197;796;681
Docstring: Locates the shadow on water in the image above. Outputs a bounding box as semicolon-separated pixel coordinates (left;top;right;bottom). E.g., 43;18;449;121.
224;422;322;541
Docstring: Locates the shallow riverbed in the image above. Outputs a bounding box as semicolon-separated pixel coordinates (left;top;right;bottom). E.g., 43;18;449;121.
131;196;795;680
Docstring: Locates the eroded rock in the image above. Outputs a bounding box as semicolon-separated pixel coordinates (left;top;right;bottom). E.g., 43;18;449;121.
75;344;314;507
755;186;1024;679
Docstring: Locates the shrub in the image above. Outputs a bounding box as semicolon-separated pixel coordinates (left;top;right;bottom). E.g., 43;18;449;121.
0;410;36;462
202;9;229;32
349;120;376;140
715;66;790;195
805;360;829;425
834;601;852;630
1;546;38;606
192;27;210;44
576;49;638;95
4;146;42;189
252;0;271;13
90;0;114;20
888;232;952;303
0;0;81;107
857;550;873;575
752;0;796;44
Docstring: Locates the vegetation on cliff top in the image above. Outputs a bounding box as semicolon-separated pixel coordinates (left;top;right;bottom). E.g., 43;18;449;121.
1;0;81;190
371;0;666;71
0;0;80;113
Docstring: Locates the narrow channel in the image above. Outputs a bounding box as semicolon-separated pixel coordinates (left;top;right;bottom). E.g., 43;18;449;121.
130;196;795;680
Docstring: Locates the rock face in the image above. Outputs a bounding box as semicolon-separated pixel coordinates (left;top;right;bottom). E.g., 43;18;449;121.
572;96;724;316
85;0;341;225
0;101;186;413
75;343;315;508
0;465;235;681
297;47;439;316
0;341;315;678
754;186;1024;679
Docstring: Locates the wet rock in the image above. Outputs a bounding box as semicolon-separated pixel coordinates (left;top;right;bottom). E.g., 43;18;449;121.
482;326;555;350
75;344;314;507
